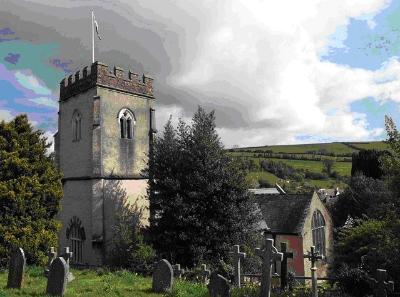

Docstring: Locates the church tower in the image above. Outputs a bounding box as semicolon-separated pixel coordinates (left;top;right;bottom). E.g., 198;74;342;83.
54;62;156;266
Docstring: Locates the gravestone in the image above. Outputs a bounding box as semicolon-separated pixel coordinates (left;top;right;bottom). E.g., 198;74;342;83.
60;247;74;282
46;257;68;296
152;259;174;293
255;238;283;297
368;269;394;297
303;246;323;297
280;242;293;290
45;247;57;277
173;264;185;278
208;272;231;297
200;264;211;284
231;245;246;287
7;247;26;289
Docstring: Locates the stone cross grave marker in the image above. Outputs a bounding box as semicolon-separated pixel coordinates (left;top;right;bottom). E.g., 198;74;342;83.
255;238;283;297
231;245;246;287
208;272;231;297
368;269;394;297
173;264;185;278
280;242;293;291
61;247;74;282
7;247;26;289
303;246;323;297
45;247;57;277
200;264;211;284
46;257;68;296
152;259;174;293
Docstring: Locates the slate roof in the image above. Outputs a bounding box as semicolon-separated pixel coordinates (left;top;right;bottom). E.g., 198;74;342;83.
253;193;314;235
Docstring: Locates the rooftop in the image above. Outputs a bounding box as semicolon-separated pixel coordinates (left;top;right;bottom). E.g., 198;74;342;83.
254;193;314;235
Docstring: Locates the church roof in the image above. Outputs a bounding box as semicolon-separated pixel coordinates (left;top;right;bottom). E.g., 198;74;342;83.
254;193;314;235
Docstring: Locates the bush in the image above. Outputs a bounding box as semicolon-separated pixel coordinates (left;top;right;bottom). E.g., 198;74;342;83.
105;181;155;273
333;265;371;297
0;115;62;266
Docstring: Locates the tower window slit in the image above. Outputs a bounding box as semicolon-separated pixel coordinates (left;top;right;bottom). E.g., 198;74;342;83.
127;119;132;139
120;118;125;138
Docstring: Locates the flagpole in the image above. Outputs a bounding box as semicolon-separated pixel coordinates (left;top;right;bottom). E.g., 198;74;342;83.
91;11;95;63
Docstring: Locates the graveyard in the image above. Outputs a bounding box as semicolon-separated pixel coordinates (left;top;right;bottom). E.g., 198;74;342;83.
2;2;400;297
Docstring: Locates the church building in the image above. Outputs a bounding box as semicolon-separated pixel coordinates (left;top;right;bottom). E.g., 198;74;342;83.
252;191;334;278
54;61;156;266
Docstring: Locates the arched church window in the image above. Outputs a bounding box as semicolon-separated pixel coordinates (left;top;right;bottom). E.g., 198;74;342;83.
311;210;326;257
66;216;86;264
72;111;82;142
118;108;135;139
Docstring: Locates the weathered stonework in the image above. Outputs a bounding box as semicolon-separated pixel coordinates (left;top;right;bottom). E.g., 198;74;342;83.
60;62;154;101
55;61;155;266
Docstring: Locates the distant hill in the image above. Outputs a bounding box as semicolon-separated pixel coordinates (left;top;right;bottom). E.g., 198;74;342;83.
228;141;389;193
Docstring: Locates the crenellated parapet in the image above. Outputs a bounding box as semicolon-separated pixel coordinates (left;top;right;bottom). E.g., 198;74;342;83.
59;61;154;101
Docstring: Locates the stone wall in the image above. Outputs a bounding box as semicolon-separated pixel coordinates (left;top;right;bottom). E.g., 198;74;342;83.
98;87;154;177
302;192;334;278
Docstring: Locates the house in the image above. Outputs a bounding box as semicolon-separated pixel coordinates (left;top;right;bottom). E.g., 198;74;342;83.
252;191;333;278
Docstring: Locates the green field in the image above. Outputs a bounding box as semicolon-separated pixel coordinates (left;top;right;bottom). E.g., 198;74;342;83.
233;141;388;155
234;142;358;155
344;141;390;151
0;266;208;297
230;141;388;191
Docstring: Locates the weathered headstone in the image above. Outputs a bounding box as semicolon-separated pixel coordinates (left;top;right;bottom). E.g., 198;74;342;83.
303;246;323;297
7;247;26;289
200;264;211;284
280;242;294;290
208;272;231;297
173;264;185;278
152;259;174;293
46;257;68;296
45;247;57;277
231;245;246;287
255;238;283;297
60;247;74;282
368;269;394;297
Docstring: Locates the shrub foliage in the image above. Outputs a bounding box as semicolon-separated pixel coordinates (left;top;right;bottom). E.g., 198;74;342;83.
0;115;62;266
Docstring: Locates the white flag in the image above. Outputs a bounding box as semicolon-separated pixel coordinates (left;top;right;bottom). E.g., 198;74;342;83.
93;14;102;40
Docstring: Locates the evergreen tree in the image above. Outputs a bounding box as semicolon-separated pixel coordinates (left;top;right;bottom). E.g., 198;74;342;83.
149;107;256;267
351;149;388;179
0;115;62;266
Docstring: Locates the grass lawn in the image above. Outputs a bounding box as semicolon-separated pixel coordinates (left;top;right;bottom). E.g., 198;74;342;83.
0;266;209;297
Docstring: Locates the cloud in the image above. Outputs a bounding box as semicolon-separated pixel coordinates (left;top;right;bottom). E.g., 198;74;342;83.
4;53;20;65
0;0;396;147
28;97;58;109
0;109;13;122
14;70;52;96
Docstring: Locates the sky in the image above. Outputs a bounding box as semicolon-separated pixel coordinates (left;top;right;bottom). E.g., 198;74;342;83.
1;0;400;149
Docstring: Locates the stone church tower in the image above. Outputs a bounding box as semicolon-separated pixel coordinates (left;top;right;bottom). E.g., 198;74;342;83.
54;61;156;266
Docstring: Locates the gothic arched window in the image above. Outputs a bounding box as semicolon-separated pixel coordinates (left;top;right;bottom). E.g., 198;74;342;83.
118;108;135;139
66;216;86;264
72;111;82;142
311;210;326;257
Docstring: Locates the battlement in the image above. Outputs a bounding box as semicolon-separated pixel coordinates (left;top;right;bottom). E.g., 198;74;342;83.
59;61;154;101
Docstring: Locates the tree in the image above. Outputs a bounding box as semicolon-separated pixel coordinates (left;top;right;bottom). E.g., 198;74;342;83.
322;159;334;176
0;115;62;266
330;173;393;227
351;149;388;179
148;107;257;267
381;116;400;200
